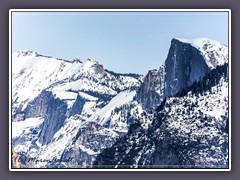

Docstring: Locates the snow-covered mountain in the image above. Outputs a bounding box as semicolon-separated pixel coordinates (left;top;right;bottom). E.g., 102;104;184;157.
12;50;145;167
12;50;141;115
175;38;228;69
11;38;229;169
94;63;229;168
137;38;228;111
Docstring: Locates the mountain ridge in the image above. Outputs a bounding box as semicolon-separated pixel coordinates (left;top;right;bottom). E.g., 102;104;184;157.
11;37;229;168
94;62;229;168
137;37;228;111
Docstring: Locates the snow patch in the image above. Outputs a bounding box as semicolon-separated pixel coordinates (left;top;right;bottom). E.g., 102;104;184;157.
12;117;44;139
90;91;136;125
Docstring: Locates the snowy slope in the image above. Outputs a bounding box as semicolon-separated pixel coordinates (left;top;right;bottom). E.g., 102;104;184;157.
12;50;142;113
11;50;144;168
137;38;228;111
12;50;82;110
12;117;44;155
36;117;84;166
12;37;229;169
94;63;229;168
25;90;141;167
90;91;136;126
175;38;228;68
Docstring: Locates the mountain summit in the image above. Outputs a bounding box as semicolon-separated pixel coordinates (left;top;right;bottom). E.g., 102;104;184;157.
137;38;228;111
11;38;229;169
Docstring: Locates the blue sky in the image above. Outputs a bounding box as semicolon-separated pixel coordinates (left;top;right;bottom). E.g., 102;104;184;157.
12;11;229;75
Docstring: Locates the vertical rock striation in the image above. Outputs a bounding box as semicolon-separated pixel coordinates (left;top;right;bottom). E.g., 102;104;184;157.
25;91;68;145
137;38;228;111
164;38;210;97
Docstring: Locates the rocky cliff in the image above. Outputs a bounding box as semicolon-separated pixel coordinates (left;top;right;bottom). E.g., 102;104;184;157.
137;66;165;111
94;63;229;168
137;38;228;111
24;91;68;145
11;51;143;168
11;38;228;169
164;38;210;97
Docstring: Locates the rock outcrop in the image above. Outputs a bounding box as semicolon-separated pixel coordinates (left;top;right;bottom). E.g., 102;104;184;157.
94;63;229;168
164;38;210;97
137;66;165;111
25;91;68;145
137;38;228;111
11;38;228;169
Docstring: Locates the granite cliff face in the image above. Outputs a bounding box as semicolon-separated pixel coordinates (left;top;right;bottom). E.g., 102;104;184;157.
137;66;165;111
164;38;210;97
68;94;87;117
137;38;228;111
94;63;229;168
11;38;228;169
11;51;143;168
24;91;68;145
